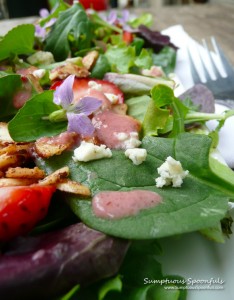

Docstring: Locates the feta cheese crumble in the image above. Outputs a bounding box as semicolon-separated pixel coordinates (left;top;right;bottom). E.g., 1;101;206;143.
32;69;46;79
104;93;119;104
88;80;102;91
73;141;112;162
125;148;147;165
155;156;189;188
115;132;141;149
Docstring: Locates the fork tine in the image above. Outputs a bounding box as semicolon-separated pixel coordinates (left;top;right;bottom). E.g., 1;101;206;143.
202;38;220;79
187;47;202;84
211;37;234;76
196;44;213;82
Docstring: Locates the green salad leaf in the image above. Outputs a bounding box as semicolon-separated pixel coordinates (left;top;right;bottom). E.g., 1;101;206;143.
65;240;185;300
0;74;22;120
36;133;233;240
44;3;94;61
8;90;67;141
0;24;35;61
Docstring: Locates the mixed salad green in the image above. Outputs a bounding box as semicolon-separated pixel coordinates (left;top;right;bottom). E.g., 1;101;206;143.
0;1;234;299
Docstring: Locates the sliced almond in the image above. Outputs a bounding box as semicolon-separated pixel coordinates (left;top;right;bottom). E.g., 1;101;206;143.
39;166;69;186
56;179;91;196
6;167;45;179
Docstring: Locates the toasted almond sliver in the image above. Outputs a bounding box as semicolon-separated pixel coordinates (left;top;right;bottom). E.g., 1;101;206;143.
56;179;91;196
0;154;19;170
6;167;45;179
39;166;69;186
0;178;38;187
35;143;69;158
0;122;14;143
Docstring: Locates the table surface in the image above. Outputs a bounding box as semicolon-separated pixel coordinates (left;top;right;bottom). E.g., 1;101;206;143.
133;3;234;65
0;3;233;64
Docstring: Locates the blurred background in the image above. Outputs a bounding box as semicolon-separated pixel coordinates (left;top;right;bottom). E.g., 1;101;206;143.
1;0;210;19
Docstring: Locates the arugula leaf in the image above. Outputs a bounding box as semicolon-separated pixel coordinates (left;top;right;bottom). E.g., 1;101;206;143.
0;74;22;120
0;25;35;61
8;90;67;142
36;133;234;240
44;3;94;61
40;0;69;27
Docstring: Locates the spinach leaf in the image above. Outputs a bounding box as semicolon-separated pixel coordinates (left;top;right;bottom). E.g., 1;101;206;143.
44;3;94;61
0;74;22;120
8;90;67;142
0;25;35;61
36;133;233;240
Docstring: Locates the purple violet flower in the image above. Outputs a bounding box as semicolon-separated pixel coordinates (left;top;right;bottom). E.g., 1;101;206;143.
52;75;102;137
35;8;57;40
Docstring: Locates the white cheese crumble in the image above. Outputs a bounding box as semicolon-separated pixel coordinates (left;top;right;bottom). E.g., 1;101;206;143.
155;156;189;188
73;141;112;162
125;148;147;165
88;80;102;91
115;132;141;149
32;69;46;79
104;93;119;104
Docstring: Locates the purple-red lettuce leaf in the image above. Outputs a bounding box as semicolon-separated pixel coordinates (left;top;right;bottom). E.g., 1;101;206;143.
0;223;129;300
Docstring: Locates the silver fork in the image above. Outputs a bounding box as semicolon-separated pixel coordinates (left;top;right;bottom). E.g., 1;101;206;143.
187;37;234;102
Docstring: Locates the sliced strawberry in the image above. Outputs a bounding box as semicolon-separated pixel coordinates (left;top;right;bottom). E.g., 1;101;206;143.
0;185;56;241
123;31;134;44
73;78;124;103
51;78;124;104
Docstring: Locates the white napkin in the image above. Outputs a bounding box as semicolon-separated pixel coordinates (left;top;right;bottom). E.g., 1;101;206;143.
161;25;234;168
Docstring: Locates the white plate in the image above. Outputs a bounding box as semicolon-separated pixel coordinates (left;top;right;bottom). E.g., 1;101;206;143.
159;25;234;300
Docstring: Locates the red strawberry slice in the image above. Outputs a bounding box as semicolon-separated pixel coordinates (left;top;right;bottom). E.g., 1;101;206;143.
51;78;124;104
0;185;56;241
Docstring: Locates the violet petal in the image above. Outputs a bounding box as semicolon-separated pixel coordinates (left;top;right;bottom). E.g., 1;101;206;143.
54;75;75;109
44;18;57;29
39;8;49;18
67;112;95;136
73;97;102;116
35;25;46;39
107;10;118;24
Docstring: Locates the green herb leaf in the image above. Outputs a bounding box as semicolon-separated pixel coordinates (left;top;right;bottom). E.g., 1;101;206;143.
105;44;136;74
152;46;177;75
8;90;67;142
98;276;122;300
128;13;153;29
44;3;94;61
0;25;35;61
37;133;233;240
91;54;111;79
142;100;170;136
0;74;22;120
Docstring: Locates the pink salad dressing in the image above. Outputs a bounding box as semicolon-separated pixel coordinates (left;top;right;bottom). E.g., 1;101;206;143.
92;110;141;149
92;190;162;220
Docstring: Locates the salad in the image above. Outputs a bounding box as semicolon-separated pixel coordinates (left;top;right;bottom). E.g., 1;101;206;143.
0;1;234;299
